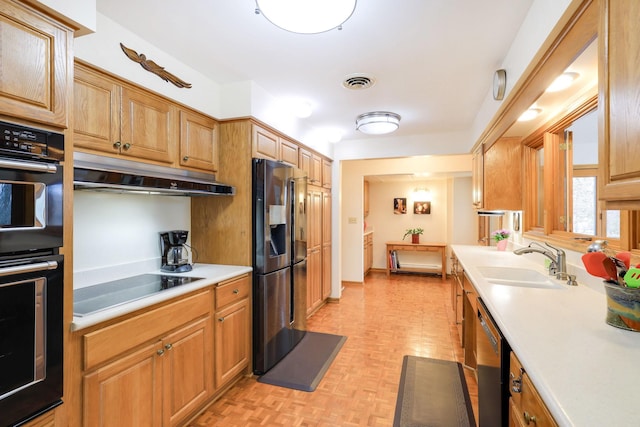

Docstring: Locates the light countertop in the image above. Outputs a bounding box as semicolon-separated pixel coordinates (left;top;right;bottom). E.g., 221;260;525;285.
71;263;252;331
452;244;640;427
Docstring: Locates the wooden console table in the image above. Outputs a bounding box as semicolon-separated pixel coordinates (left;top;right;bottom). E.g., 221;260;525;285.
385;241;447;280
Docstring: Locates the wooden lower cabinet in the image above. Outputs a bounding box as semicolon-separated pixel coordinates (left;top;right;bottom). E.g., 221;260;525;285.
84;341;162;427
83;316;213;427
462;272;477;369
306;248;323;314
77;282;252;427
509;352;558;427
214;275;251;389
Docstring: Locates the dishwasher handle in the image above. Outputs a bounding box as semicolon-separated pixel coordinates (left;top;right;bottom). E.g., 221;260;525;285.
478;308;499;355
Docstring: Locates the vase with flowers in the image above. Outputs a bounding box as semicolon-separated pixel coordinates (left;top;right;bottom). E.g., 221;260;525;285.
491;229;510;251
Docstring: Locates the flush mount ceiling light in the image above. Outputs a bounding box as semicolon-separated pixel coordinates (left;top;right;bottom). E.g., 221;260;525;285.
546;72;580;92
356;111;401;135
517;107;542;122
255;0;357;34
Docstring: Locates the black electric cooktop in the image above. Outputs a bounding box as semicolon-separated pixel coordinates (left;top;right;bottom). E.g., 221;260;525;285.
73;274;204;317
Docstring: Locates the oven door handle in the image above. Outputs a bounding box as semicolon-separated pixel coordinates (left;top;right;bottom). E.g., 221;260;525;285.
0;158;58;173
0;261;58;277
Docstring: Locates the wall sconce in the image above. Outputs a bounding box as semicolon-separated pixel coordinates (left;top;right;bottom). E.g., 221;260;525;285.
413;188;431;201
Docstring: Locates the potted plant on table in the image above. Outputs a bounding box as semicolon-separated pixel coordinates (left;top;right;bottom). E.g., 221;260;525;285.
403;228;424;244
491;229;510;251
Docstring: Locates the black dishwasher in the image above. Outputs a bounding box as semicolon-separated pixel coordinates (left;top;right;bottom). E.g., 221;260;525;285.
476;298;511;427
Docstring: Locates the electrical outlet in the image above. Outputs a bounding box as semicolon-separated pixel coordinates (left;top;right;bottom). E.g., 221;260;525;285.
348;217;357;224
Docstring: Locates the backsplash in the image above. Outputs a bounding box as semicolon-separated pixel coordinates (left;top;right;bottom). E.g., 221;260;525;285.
73;191;190;288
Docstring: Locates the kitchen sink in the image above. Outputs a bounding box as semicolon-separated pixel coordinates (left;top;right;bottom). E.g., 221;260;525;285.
476;266;563;289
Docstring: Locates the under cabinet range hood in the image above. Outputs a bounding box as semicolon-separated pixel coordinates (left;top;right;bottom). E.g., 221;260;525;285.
73;152;235;196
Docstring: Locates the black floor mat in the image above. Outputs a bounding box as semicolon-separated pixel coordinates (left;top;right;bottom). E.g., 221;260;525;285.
393;356;475;427
257;331;347;392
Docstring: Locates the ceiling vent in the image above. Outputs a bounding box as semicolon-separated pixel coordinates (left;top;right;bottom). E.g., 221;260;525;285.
343;73;376;90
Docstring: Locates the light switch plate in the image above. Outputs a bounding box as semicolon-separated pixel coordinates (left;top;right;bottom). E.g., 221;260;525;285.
348;217;357;224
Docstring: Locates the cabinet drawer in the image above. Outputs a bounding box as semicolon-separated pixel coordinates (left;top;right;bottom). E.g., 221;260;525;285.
215;274;250;310
83;289;212;370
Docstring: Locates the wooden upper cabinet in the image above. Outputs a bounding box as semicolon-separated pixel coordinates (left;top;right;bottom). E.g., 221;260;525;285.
279;137;299;167
0;0;71;128
251;124;298;166
322;159;332;189
74;63;121;152
472;145;484;209
363;180;370;217
252;125;279;160
179;110;219;173
120;86;176;164
74;62;176;165
599;0;640;206
481;137;522;211
299;147;322;185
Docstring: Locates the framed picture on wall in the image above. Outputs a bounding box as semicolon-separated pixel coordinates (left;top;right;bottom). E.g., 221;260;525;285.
413;201;431;214
394;198;407;214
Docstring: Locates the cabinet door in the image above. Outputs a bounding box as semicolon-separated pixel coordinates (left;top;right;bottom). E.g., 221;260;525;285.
74;64;121;154
484;137;522;210
299;148;312;180
179;110;219;173
162;317;214;427
310;154;322;185
322;244;331;299
322;159;332;189
0;1;70;127
599;0;640;203
83;342;161;427
214;299;250;389
279;137;299;167
472;145;484;208
306;248;322;314
363;180;370;217
120;86;176;164
308;189;323;249
252;125;279;161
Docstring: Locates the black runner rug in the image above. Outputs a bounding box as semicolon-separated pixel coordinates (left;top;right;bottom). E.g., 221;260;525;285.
393;356;475;427
258;331;347;392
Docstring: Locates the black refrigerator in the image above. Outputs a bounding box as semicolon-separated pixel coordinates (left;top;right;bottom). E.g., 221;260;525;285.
252;158;307;375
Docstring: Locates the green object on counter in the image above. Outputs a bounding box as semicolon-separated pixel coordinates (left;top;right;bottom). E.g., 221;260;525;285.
624;268;640;288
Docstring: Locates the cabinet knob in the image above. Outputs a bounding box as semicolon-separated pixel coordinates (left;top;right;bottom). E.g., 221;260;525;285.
123;143;131;150
218;317;225;322
233;289;239;294
113;141;121;149
523;411;537;425
183;156;189;161
157;349;165;356
164;343;173;350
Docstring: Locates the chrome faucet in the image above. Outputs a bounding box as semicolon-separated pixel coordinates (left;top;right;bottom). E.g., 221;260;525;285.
513;242;578;286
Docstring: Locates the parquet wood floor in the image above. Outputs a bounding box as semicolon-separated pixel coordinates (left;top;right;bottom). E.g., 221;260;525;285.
189;271;478;427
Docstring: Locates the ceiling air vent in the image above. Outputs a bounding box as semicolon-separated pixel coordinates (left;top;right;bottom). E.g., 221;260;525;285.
342;73;376;90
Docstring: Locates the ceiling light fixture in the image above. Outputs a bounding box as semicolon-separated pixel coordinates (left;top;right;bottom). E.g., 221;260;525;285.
546;71;580;92
356;111;401;135
255;0;357;34
517;107;542;122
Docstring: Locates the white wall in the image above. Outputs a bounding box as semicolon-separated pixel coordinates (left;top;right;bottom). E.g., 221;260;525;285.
447;176;478;258
367;179;449;271
73;192;190;288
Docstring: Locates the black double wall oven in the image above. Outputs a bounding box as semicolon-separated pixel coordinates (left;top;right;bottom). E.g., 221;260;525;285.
0;121;64;427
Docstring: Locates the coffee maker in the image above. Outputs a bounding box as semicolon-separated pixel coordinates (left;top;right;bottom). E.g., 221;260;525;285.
160;230;192;273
